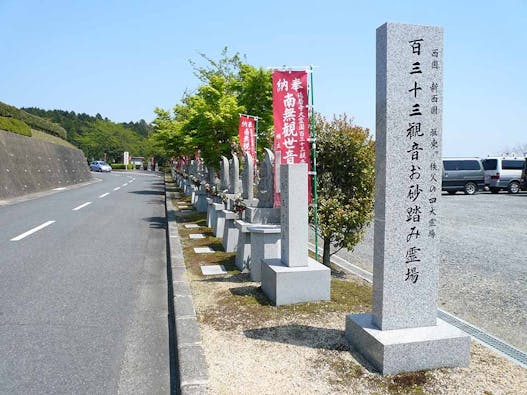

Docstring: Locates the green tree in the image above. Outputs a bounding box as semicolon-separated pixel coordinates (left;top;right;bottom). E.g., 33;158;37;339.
75;120;143;162
312;114;375;267
151;49;274;168
189;46;244;84
149;107;193;158
234;64;273;154
22;107;150;160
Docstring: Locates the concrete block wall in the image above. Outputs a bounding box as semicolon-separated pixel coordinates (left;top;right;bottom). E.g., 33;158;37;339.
0;130;92;199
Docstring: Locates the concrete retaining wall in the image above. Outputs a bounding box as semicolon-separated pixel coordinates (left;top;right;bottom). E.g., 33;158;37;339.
0;129;92;199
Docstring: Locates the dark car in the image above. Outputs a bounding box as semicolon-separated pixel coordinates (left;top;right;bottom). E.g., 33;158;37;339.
521;159;527;191
442;158;485;195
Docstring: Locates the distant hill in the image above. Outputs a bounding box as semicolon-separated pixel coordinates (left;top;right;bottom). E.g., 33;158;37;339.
22;107;153;163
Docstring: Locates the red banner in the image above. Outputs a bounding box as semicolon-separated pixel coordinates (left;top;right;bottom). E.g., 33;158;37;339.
238;115;256;162
272;70;311;206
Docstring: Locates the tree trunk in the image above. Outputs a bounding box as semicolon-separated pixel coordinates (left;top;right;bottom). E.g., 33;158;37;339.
322;238;331;267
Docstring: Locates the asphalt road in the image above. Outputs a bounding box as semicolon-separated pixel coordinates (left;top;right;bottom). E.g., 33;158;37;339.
311;191;527;352
0;172;172;394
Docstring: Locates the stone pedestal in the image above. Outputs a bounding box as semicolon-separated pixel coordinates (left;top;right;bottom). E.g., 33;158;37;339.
244;207;280;225
206;198;214;228
225;194;237;211
234;220;251;271
345;314;470;375
212;203;226;237
262;258;330;306
195;192;208;212
261;164;331;305
248;225;281;282
221;210;239;252
191;188;197;204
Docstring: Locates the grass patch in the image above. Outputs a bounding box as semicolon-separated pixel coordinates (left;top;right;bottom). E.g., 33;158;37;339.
171;190;372;330
0;101;67;139
197;272;371;331
0;116;32;136
311;351;431;393
31;129;76;148
384;371;429;394
326;354;366;383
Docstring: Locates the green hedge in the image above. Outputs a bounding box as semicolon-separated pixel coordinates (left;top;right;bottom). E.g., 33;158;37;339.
0;101;67;139
0;116;32;137
110;163;134;170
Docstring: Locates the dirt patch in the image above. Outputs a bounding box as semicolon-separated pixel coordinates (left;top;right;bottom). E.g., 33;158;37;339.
172;192;527;394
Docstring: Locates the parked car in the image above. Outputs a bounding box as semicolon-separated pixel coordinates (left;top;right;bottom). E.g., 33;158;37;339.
89;160;112;172
482;157;524;194
442;158;485;195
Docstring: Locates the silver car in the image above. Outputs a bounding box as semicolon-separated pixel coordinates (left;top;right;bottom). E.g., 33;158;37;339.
482;157;524;194
89;161;112;172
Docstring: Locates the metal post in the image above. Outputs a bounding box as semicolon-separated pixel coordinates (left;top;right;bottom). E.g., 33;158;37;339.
255;116;259;158
309;66;319;262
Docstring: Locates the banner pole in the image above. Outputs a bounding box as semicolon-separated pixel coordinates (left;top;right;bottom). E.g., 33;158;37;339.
255;116;259;158
309;66;319;263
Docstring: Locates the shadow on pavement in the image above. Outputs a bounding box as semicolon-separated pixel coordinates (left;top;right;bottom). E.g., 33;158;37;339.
143;216;167;229
129;190;165;195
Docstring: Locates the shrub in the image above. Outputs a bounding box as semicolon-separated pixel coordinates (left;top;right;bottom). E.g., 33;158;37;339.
312;114;375;267
0;101;67;139
110;163;134;170
0;116;32;137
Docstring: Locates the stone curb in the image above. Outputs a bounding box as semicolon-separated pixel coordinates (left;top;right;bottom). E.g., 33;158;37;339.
165;179;209;395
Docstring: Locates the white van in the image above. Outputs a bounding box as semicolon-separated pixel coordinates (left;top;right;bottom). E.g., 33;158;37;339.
481;157;525;194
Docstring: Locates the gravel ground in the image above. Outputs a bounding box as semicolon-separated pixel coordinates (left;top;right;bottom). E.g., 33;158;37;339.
173;187;527;394
189;260;527;394
311;191;527;352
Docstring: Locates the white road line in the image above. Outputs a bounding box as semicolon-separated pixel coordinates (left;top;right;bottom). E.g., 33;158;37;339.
129;179;134;183
10;220;56;241
53;187;67;191
122;183;128;187
72;202;92;211
99;193;110;198
113;187;121;191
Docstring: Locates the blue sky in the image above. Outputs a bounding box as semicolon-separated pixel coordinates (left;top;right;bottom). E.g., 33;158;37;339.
1;0;526;157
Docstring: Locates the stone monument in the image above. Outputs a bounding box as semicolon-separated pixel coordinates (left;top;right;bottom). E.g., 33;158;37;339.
228;153;242;195
261;163;330;305
220;156;230;192
189;160;197;177
345;22;470;375
241;152;255;203
236;149;280;271
244;148;280;224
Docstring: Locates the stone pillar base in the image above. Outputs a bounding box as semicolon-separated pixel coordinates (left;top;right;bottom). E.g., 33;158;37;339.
244;207;280;224
234;220;251;272
221;210;239;252
212;203;226;237
261;257;330;306
195;193;208;212
345;313;470;375
206;198;214;228
248;225;281;282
